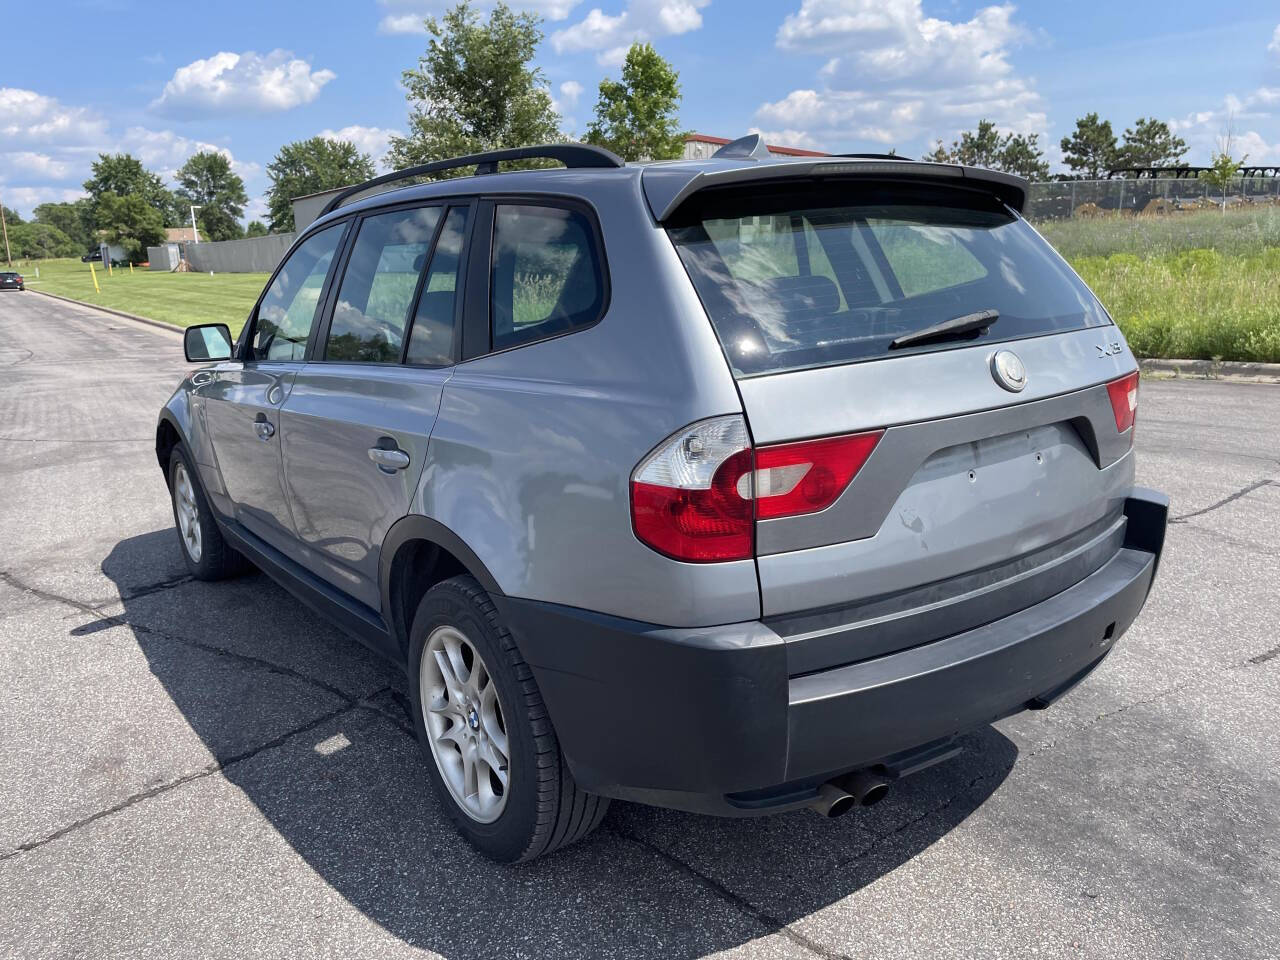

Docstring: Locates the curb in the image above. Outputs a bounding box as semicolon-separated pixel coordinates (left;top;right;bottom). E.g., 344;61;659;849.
1139;358;1280;384
26;288;183;336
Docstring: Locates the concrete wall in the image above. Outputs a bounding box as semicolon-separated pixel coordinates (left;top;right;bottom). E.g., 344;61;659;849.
292;188;345;233
185;233;296;274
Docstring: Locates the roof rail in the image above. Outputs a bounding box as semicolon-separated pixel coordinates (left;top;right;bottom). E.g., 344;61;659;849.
318;142;625;217
838;153;913;162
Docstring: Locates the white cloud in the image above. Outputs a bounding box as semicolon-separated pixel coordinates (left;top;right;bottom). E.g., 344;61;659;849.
4;152;71;179
152;50;336;115
558;80;584;107
119;126;259;181
756;0;1044;155
319;125;401;168
0;87;109;146
1269;24;1279;59
378;0;580;34
745;127;822;150
1168;89;1280;164
552;0;708;65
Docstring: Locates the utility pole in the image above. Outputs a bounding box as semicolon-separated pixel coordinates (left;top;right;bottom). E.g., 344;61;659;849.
0;197;11;267
189;205;202;245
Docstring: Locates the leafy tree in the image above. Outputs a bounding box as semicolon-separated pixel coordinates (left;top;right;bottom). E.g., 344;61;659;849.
1202;127;1244;214
1;205;23;225
83;153;178;226
175;151;248;242
923;120;1049;179
244;220;269;238
33;200;94;252
96;193;165;262
1116;117;1188;169
585;43;684;161
265;137;376;232
1059;113;1118;180
386;1;563;174
8;222;78;259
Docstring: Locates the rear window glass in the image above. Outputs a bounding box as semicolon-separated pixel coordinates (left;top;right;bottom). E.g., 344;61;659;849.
669;189;1110;377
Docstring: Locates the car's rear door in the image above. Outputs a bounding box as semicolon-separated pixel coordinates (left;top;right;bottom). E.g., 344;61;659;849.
667;178;1140;636
278;201;472;609
199;222;348;552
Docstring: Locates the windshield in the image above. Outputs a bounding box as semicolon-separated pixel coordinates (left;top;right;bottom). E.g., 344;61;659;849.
668;186;1110;377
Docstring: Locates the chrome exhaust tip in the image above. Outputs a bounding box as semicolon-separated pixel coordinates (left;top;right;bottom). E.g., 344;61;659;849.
811;782;856;818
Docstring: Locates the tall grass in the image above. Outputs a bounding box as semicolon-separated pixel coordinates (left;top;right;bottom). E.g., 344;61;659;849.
1039;207;1280;259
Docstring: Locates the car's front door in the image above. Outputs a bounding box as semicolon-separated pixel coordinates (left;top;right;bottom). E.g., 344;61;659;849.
279;203;471;609
199;222;347;552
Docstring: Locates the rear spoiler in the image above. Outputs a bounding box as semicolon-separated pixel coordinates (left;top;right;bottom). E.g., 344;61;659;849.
643;158;1029;222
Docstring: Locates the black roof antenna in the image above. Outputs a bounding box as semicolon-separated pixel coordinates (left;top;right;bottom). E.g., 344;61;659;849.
711;134;773;161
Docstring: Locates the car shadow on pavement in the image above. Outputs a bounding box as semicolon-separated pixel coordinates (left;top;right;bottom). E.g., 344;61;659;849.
95;529;1018;958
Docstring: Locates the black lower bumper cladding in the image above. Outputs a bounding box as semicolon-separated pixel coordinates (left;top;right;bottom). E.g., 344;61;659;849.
501;488;1169;816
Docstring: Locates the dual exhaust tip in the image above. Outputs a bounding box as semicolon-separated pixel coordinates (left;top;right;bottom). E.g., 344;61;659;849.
811;771;891;818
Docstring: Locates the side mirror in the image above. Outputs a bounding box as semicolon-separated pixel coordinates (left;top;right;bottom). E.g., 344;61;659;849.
184;323;233;362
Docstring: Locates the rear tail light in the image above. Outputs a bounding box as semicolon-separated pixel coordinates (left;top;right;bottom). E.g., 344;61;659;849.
1106;372;1139;434
630;416;883;562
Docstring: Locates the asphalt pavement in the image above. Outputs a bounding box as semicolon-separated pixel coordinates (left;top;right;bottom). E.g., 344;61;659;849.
1;289;1277;959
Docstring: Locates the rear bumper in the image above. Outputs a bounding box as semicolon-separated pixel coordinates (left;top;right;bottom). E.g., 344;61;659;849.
500;489;1167;816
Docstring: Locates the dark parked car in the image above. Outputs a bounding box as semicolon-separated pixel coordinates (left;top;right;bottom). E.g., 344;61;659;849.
0;272;24;291
80;250;101;263
157;137;1167;862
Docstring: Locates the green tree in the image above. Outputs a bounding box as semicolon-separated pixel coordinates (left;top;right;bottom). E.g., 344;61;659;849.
175;151;248;241
923;120;1049;179
96;193;165;262
1202;128;1244;215
244;220;269;238
1116;117;1188;169
1;205;23;225
83;153;178;226
584;42;684;161
8;222;78;259
32;200;94;252
386;1;563;173
265;137;376;232
1059;113;1118;179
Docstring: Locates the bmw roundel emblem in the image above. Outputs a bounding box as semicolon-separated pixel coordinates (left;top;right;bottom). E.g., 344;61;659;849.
991;350;1027;392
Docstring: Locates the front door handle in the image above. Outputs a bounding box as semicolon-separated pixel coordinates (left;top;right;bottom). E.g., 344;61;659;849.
254;412;275;440
368;443;410;472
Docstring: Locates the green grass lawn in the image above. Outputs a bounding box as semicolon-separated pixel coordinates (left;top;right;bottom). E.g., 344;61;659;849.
16;258;266;337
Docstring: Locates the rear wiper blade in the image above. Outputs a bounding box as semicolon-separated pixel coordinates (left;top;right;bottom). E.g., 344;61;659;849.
888;309;999;350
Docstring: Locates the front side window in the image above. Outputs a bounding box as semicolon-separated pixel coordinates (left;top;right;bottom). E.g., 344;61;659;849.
252;224;345;361
325;206;443;363
669;185;1110;376
490;204;605;351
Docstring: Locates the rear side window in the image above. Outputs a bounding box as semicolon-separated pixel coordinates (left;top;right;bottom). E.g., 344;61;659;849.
669;187;1110;376
326;206;442;363
490;204;605;351
406;206;469;366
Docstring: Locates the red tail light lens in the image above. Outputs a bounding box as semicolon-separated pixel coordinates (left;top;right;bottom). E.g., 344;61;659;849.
630;417;884;562
749;431;884;520
1106;372;1139;433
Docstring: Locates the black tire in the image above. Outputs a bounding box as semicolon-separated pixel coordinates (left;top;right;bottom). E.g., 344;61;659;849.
407;575;609;862
167;445;247;580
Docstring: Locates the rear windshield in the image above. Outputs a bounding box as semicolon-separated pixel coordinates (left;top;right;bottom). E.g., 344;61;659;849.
668;185;1110;377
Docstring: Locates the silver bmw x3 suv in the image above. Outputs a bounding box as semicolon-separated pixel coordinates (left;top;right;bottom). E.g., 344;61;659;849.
158;137;1167;862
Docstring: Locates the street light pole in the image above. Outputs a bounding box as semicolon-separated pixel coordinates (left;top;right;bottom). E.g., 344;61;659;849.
189;205;202;245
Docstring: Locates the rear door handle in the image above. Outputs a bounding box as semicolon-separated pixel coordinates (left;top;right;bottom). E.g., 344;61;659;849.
368;444;410;472
254;412;275;440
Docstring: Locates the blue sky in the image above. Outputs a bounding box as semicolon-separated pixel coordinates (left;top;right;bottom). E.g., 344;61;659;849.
3;0;1279;221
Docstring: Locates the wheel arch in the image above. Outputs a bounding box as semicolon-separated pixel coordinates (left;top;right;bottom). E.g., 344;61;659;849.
155;412;186;479
380;515;505;656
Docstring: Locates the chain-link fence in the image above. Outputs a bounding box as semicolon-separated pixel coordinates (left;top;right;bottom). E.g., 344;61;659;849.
1025;177;1280;221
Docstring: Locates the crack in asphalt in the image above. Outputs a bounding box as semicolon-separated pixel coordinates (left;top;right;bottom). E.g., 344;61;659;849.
1170;477;1275;523
608;825;851;960
0;692;390;863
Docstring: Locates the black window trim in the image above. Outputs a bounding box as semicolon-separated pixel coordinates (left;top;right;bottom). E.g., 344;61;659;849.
458;192;612;363
234;217;354;364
